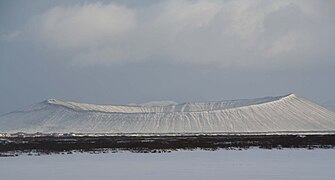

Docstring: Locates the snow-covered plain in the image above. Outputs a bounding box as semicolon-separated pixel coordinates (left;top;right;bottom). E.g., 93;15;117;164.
1;94;335;133
0;149;334;180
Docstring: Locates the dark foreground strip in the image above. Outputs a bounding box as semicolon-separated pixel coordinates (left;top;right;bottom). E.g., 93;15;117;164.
1;134;335;156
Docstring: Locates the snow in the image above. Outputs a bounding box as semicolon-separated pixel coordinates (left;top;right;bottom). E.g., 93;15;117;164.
1;94;335;133
42;95;284;113
1;149;334;180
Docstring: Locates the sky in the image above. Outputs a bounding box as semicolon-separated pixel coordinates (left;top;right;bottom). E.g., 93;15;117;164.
0;0;335;114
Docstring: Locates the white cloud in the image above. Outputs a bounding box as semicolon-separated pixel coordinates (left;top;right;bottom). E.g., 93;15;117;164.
268;31;298;56
36;3;136;49
25;0;335;68
153;1;221;34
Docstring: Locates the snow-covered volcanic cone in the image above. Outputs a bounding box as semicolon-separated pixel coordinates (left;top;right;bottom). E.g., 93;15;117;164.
1;94;335;134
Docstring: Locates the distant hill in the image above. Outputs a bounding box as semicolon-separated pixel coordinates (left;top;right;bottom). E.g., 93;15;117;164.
322;100;335;112
1;94;335;134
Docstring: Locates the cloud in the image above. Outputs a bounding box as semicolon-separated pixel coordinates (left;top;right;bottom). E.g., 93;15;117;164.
0;31;20;41
33;3;136;49
22;0;335;68
267;31;298;57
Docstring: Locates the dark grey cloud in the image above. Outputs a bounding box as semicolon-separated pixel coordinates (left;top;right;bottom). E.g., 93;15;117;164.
0;0;335;114
9;0;333;68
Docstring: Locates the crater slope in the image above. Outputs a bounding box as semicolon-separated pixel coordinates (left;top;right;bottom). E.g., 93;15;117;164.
1;94;335;134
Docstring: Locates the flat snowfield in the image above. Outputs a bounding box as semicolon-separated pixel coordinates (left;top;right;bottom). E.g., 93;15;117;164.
1;149;334;180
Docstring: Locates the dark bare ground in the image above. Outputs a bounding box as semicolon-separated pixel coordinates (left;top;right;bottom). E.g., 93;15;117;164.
1;134;335;156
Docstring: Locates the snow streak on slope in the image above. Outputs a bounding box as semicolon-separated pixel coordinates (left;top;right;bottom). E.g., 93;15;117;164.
1;94;335;133
41;95;283;113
